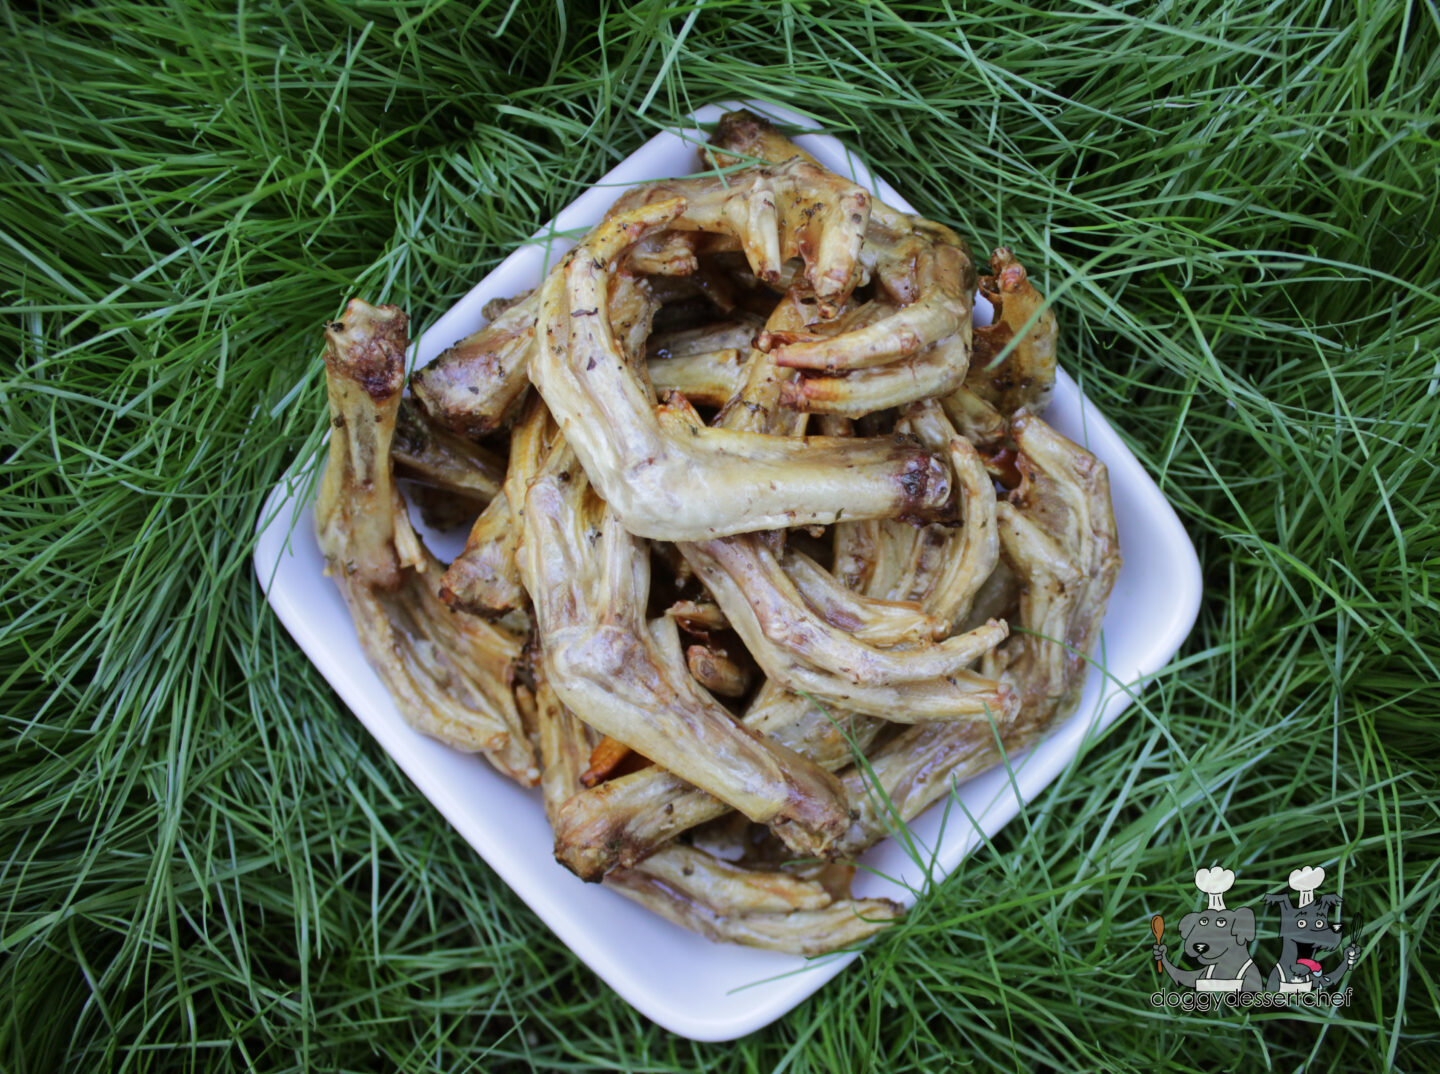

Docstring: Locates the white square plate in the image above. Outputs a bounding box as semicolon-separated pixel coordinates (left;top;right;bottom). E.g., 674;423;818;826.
254;100;1201;1041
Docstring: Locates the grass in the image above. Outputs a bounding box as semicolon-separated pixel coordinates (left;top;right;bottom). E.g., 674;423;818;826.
2;0;1438;1070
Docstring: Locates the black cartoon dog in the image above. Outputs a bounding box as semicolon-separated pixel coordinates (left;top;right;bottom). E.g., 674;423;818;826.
1264;866;1360;993
1153;867;1263;993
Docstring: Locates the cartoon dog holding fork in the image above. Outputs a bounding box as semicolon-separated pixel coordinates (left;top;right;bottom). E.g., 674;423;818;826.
1263;866;1361;993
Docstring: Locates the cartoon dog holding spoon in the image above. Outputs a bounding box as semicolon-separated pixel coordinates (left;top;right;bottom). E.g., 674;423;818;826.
1153;867;1263;994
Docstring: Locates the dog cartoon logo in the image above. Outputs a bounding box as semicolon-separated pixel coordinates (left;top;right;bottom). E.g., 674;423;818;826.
1152;867;1262;993
1263;866;1360;993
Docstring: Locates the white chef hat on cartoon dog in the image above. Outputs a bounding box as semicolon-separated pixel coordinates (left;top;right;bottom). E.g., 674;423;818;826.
1195;867;1235;911
1289;866;1325;907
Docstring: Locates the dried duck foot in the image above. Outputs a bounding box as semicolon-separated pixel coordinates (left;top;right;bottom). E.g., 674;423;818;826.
315;299;537;784
552;682;883;880
606;843;903;956
529;198;954;540
517;439;850;870
967;247;1058;418
830;413;1120;857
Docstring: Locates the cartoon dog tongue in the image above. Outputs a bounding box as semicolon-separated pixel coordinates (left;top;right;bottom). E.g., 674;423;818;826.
1296;958;1323;974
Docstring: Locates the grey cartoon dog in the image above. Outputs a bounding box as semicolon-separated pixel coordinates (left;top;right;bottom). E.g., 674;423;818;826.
1263;866;1360;993
1153;867;1263;993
